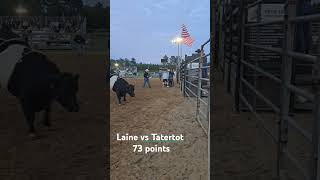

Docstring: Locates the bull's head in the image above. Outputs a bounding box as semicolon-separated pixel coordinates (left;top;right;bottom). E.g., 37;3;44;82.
127;84;135;97
50;73;80;112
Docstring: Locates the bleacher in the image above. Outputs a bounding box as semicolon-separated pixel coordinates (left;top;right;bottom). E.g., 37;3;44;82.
29;31;73;50
1;16;87;50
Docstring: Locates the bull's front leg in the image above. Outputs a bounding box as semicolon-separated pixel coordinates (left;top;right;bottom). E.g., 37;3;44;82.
116;92;122;105
20;101;36;137
123;94;126;102
43;104;51;128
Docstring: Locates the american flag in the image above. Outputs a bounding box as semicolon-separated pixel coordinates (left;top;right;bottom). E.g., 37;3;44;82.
181;24;194;47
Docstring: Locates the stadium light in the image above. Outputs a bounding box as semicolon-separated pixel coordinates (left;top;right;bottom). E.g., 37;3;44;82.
15;5;28;15
115;63;119;67
176;37;183;43
171;37;183;44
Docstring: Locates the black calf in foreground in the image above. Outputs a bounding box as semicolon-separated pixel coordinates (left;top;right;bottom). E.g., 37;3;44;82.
0;40;80;137
112;77;135;105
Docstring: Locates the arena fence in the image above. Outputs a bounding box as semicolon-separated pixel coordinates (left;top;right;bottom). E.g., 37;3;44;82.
218;0;320;179
180;39;210;136
180;39;211;179
28;31;74;50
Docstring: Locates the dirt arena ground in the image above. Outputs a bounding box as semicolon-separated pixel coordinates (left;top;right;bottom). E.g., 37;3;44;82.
0;52;107;179
110;78;208;179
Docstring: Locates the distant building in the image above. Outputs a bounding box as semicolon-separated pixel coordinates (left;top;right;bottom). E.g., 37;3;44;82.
184;53;208;68
185;53;200;63
161;55;169;65
184;53;208;78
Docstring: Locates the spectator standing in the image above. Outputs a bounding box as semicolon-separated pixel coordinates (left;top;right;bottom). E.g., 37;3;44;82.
162;70;169;87
143;69;151;88
169;69;174;87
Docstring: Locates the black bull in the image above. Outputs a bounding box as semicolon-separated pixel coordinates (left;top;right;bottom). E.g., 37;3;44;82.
0;40;80;136
112;78;135;105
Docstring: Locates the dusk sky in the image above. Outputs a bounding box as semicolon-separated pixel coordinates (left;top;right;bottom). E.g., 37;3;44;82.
110;0;210;64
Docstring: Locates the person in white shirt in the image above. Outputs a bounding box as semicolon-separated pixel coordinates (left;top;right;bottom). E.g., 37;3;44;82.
162;70;170;87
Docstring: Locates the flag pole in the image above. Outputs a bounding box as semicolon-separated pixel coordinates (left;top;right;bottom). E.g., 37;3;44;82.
178;43;180;61
177;42;180;84
180;42;183;61
180;27;182;62
179;42;182;86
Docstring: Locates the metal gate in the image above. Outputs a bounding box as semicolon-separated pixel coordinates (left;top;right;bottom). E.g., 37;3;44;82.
180;39;211;179
180;39;211;136
218;0;320;179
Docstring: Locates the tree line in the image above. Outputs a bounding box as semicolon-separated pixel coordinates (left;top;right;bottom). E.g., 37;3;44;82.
110;58;176;72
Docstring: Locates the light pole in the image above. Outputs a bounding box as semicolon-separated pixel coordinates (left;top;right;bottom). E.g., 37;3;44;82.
172;37;183;59
114;63;120;75
171;37;183;84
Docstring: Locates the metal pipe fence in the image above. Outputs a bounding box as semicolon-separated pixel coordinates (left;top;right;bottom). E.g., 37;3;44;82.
180;39;211;136
179;39;211;180
218;0;320;179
